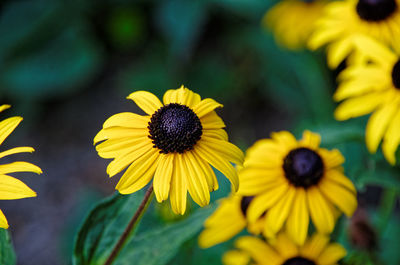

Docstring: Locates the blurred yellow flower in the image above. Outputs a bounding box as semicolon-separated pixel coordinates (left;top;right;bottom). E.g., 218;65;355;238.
309;0;400;68
263;0;326;50
198;194;264;248
0;105;42;229
94;86;244;214
223;233;347;265
238;131;357;245
334;36;400;165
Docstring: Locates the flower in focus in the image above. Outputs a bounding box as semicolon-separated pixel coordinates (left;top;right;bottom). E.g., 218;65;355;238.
198;194;264;248
94;86;244;214
308;0;400;68
334;36;400;165
0;104;42;229
263;0;326;50
223;233;347;265
238;130;357;245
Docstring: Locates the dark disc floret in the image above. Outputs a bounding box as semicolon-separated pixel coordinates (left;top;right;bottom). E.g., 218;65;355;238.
282;257;316;265
356;0;397;21
240;196;254;216
392;60;400;89
148;103;202;154
283;147;324;188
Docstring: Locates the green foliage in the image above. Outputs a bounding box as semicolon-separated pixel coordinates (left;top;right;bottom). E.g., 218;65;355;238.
0;229;16;265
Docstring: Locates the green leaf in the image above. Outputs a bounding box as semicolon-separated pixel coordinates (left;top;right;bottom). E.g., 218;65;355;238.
113;206;215;265
0;229;16;265
73;191;145;265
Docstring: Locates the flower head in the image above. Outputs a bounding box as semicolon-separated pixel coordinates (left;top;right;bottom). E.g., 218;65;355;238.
238;131;357;245
334;36;400;165
0;105;42;229
223;233;347;265
198;194;264;248
308;0;400;68
94;86;244;214
263;0;326;50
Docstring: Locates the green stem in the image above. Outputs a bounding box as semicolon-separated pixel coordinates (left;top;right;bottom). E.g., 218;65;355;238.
378;188;397;233
104;184;154;265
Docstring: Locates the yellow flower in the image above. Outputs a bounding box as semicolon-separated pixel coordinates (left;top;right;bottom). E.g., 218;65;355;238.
238;131;357;245
309;0;400;68
223;232;347;265
94;86;244;214
263;0;326;50
334;36;400;165
198;194;264;248
0;105;42;229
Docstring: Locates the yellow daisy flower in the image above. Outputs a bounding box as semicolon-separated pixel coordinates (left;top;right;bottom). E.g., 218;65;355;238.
94;86;244;214
334;36;400;165
198;194;264;248
223;233;347;265
263;0;326;50
309;0;400;68
238;130;357;245
0;104;42;229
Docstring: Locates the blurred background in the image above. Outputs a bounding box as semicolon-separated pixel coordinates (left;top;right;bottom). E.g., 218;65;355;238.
0;0;398;264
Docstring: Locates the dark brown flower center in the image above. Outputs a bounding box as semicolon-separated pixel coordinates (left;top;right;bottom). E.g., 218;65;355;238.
356;0;397;21
148;103;202;154
392;60;400;89
282;257;316;265
240;196;254;216
283;148;324;188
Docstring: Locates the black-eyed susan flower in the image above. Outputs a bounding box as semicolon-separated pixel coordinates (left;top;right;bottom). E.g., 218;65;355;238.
223;232;347;265
0;104;41;229
263;0;326;50
238;131;357;245
308;0;400;68
198;195;264;248
334;36;400;165
94;86;244;214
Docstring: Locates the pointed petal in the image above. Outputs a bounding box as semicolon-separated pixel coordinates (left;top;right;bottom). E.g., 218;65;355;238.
0;162;42;175
286;188;309;245
169;155;187;214
192;98;223;118
307;187;335;233
127;91;163;115
0;117;23;145
0;209;9;229
266;185;296;234
153;154;174;202
103;112;149;129
163;86;201;107
0;174;36;199
0;147;35;159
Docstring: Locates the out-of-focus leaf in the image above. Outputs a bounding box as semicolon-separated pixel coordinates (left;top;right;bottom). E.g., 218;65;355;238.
1;27;103;100
155;0;207;59
356;162;400;192
0;229;16;265
209;0;269;18
73;191;145;265
113;206;215;265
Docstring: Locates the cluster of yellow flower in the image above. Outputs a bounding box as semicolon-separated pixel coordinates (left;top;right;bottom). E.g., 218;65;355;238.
266;0;400;165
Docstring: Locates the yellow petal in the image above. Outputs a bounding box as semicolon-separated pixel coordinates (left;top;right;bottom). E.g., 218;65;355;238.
222;250;250;265
238;168;284;195
300;233;329;258
0;174;36;199
0;147;35;159
0;105;11;113
334;92;383;121
324;169;356;194
327;37;353;69
319;149;344;169
352;35;397;65
286;188;309;245
235;236;283;265
200;111;226;129
169;155;188;214
192;98;223;118
199;218;245;248
317;243;347;265
198;137;244;166
0;117;22;145
96;136;148;159
319;177;357;217
116;148;159;193
382;110;400;165
191;151;218;191
365;103;397;153
94;127;148;144
182;152;210;207
0;209;9;229
307;187;335;233
103;112;149;129
202;129;228;141
193;145;239;191
0;162;42;175
266;185;296;234
153;154;174;202
299;130;321;149
274;233;299;259
163;86;201;107
127;91;163;115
